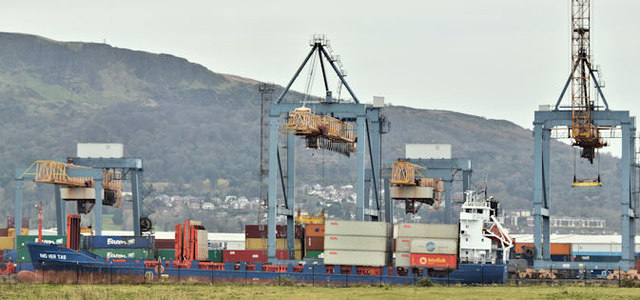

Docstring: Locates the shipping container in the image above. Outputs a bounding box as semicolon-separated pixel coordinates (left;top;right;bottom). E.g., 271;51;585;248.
4;250;16;262
395;238;411;252
409;238;457;255
325;220;391;237
222;250;289;263
197;230;209;261
572;243;622;256
82;236;154;249
91;249;153;260
77;143;124;158
305;224;325;237
405;144;452;159
0;228;7;237
575;255;621;263
8;228;29;237
514;243;571;256
245;238;302;250
324;250;390;266
226;241;245;250
244;225;303;239
157;249;175;260
155;239;175;250
305;250;323;258
305;236;324;251
208;240;226;250
17;248;30;262
324;235;389;251
16;235;66;249
208;250;223;263
0;237;14;250
396;223;458;239
410;253;457;268
394;252;411;267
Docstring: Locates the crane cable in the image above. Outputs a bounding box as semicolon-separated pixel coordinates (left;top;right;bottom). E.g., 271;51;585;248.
302;52;318;104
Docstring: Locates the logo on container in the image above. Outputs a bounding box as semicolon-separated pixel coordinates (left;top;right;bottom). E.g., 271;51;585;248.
106;252;135;259
426;241;436;252
107;238;136;245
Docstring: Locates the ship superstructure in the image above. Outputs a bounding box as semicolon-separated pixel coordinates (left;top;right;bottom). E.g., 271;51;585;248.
459;190;513;264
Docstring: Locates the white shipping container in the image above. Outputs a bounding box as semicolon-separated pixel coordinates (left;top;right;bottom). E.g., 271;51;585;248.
405;144;451;159
396;223;459;239
394;252;411;267
226;241;245;250
410;238;457;255
323;250;390;266
208;240;226;250
572;243;622;255
325;220;391;237
77;143;124;158
324;235;389;251
395;238;412;252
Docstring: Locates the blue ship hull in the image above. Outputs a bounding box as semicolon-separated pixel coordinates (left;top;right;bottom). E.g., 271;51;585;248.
25;243;507;285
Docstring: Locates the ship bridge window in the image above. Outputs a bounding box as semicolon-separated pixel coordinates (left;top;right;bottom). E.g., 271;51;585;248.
466;209;472;213
477;209;483;214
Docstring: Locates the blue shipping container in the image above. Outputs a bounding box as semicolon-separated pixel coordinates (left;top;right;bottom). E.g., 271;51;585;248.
82;236;154;249
4;249;16;262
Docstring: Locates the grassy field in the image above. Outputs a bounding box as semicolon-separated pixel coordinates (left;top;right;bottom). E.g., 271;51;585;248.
0;284;639;300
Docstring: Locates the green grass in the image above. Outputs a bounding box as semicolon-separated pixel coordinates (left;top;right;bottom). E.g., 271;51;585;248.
0;284;639;300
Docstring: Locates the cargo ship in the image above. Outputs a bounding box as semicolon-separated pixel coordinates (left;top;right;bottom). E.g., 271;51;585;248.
22;190;510;285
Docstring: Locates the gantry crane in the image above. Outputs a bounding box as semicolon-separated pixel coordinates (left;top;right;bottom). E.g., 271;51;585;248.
533;0;636;270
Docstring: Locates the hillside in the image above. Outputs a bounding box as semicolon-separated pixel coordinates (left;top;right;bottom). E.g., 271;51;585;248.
0;32;624;232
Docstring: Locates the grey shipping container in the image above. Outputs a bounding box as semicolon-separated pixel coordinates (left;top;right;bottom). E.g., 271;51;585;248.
325;220;391;237
396;223;458;239
324;235;389;251
394;252;411;267
323;250;390;266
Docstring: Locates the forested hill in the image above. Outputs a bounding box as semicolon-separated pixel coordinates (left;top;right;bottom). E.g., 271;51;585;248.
0;32;622;230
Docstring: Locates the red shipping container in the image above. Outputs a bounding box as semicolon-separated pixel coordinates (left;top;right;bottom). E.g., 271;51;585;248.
305;236;324;251
0;228;7;237
223;250;288;263
245;225;303;239
155;239;175;250
410;254;457;269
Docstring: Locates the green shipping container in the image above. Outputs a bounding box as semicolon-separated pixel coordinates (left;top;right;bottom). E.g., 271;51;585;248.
91;249;153;260
306;250;323;258
17;235;66;249
208;250;223;263
157;249;175;260
17;248;31;262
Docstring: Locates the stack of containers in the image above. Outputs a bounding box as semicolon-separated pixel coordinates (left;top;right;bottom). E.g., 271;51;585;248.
395;223;458;269
305;224;324;258
17;235;67;262
155;239;175;260
323;220;392;266
244;225;303;260
83;236;154;260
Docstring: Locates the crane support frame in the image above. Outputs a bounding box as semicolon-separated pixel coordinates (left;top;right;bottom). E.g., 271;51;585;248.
533;109;636;270
14;157;144;240
267;39;387;263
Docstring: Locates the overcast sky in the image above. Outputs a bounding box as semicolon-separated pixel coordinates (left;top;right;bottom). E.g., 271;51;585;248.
1;1;638;139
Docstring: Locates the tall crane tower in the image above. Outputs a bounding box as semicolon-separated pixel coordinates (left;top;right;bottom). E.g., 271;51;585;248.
570;0;606;164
